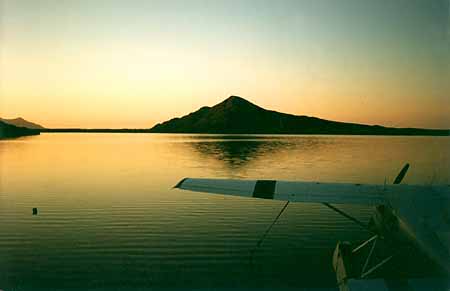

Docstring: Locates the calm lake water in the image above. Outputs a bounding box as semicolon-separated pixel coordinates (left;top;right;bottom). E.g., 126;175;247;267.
0;133;449;290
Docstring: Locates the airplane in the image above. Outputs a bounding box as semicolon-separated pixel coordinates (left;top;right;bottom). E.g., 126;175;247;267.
173;164;450;291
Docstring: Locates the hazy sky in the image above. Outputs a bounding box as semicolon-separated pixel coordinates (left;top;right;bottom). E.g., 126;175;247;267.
1;0;449;128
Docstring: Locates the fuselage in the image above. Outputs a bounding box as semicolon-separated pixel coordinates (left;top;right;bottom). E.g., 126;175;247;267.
384;185;450;275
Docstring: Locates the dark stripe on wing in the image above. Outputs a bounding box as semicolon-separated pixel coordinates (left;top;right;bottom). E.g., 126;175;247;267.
253;180;276;199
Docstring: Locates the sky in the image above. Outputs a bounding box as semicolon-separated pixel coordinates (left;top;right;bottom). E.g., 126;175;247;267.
1;0;449;129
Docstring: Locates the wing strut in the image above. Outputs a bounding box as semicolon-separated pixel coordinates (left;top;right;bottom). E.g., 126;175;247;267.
323;202;371;232
255;201;290;248
323;163;410;232
250;201;290;265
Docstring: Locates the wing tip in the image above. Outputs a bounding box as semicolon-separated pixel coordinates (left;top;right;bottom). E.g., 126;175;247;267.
173;178;188;189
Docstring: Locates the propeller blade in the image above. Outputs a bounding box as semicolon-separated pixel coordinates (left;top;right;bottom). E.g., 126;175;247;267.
393;163;410;184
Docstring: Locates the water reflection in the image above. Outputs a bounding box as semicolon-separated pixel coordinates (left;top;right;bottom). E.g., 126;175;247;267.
192;140;283;168
187;135;331;170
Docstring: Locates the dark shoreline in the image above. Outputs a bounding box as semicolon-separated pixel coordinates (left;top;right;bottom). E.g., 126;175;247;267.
39;128;449;136
40;128;153;133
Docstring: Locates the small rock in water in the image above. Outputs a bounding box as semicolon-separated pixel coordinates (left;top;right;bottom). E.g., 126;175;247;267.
32;208;38;215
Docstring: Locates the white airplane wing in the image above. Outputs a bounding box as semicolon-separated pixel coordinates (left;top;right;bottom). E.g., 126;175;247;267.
175;178;391;205
175;178;449;206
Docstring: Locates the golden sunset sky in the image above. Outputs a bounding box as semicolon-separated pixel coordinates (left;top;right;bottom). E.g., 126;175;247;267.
1;0;449;128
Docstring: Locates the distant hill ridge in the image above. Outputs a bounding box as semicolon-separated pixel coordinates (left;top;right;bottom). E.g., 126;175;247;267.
0;117;45;129
0;121;40;138
150;96;449;135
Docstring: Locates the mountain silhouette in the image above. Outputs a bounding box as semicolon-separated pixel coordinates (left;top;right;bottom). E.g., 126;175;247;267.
0;117;45;129
150;96;449;135
0;121;40;138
